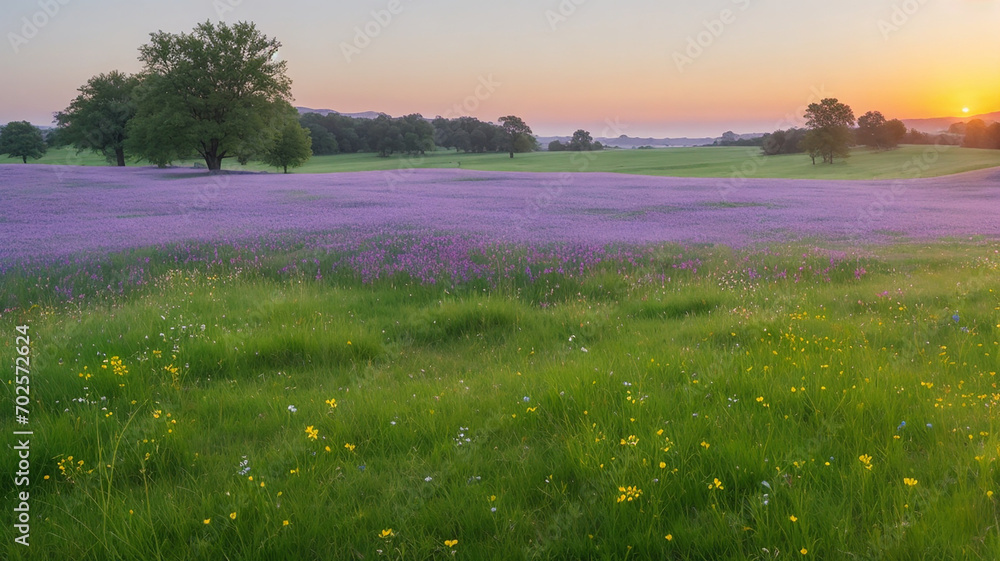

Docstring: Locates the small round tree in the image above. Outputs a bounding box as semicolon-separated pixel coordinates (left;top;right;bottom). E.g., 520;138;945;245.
0;121;47;163
263;121;312;173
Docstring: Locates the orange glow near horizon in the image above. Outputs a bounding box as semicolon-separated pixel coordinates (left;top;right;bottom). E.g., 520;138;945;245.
1;0;999;137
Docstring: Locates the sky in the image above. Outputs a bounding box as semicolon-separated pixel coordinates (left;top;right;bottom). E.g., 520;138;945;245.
1;0;998;137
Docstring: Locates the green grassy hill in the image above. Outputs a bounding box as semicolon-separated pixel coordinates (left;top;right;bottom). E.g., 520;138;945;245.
3;241;1000;559
19;145;1000;180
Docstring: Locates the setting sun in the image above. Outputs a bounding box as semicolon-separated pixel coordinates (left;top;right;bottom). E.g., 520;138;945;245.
963;107;970;114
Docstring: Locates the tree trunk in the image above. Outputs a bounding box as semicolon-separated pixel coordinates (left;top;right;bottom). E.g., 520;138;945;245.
22;156;27;163
115;148;126;167
204;152;223;171
283;165;288;174
509;150;514;158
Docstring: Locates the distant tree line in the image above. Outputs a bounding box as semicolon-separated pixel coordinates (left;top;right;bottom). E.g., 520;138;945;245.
300;112;538;158
714;131;764;147
432;116;509;154
301;112;435;157
760;128;809;155
948;119;1000;149
756;101;994;164
897;128;962;146
437;115;537;156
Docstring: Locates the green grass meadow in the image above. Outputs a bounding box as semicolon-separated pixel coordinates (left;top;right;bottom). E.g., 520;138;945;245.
26;144;1000;180
2;241;1000;559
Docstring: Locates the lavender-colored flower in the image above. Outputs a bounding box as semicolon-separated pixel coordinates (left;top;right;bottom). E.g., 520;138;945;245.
3;166;999;266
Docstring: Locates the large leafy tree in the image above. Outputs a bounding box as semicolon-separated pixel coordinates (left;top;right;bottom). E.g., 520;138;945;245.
127;21;294;171
803;98;855;164
0;121;47;163
56;71;140;167
263;120;312;173
498;115;533;158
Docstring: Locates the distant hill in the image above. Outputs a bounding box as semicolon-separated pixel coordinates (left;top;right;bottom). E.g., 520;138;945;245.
295;107;384;120
903;111;1000;133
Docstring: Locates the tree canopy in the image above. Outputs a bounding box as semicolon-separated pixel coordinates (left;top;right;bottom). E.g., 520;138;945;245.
945;120;1000;149
432;116;508;154
548;130;604;152
856;111;906;150
0;121;47;163
803;98;855;164
299;113;542;158
761;128;807;156
127;20;296;171
263;121;312;173
856;111;887;149
367;114;435;157
498;116;534;158
882;119;907;149
56;71;140;166
569;129;594;151
962;119;988;148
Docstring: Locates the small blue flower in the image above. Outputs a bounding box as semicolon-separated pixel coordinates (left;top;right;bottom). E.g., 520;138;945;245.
952;314;960;323
522;396;530;402
926;423;932;428
896;421;906;431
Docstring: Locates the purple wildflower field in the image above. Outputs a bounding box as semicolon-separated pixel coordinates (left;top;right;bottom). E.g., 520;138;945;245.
2;164;999;265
